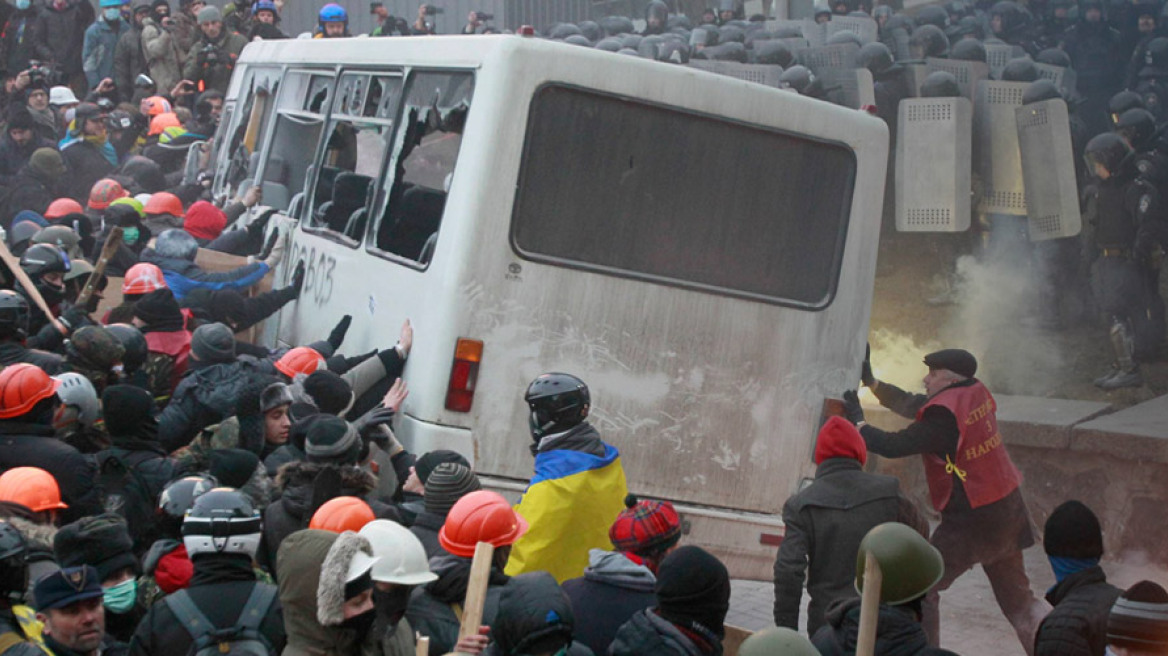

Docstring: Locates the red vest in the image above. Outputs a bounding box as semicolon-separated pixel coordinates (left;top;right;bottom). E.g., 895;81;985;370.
917;381;1021;511
144;330;192;389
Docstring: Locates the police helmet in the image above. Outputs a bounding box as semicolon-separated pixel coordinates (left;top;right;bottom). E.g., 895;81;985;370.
753;40;794;66
1083;132;1134;178
1001;57;1038;81
920;70;962;97
1116;108;1157;149
1022;79;1062;104
858;41;895;74
916;4;950;29
910;24;950;59
1035;47;1070;68
950;37;986;61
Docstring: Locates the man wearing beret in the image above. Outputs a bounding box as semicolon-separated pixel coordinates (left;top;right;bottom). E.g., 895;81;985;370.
34;566;127;656
842;348;1045;655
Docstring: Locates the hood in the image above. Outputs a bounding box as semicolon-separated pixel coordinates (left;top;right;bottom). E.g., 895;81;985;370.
277;529;362;654
821;598;931;653
147;540;192;594
490;572;575;656
584;549;656;592
814;416;867;465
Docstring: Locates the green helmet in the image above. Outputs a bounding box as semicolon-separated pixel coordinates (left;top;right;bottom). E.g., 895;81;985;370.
738;627;819;656
855;522;944;605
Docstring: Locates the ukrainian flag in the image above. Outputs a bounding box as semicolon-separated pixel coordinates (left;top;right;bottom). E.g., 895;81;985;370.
505;444;629;583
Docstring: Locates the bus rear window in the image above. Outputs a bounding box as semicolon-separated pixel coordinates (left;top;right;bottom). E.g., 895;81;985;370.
510;85;857;309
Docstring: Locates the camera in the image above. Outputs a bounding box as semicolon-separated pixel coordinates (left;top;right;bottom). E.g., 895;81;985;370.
27;60;53;87
199;43;221;66
423;4;443;14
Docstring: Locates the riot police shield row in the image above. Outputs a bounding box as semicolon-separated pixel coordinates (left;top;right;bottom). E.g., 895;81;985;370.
926;57;990;101
975;79;1029;217
819;68;875;108
1015;98;1083;240
984;42;1027;79
1033;62;1077;100
895;97;973;232
687;60;786;88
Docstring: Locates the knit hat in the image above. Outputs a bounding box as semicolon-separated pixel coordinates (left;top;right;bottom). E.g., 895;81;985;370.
423;463;481;516
302;370;353;415
814;416;867;466
54;514;138;581
208;448;260;489
415;450;470;485
197;4;221;23
184;201;227;241
132;288;182;326
1043;500;1104;559
305;416;360;464
1108;581;1168;650
655;546;731;639
609;494;682;556
29;148;66;178
191;322;236;363
101;384;155;438
261;382;294;413
7;108;36;132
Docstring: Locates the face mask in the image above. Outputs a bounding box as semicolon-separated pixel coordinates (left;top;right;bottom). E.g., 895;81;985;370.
103;577;137;613
122;226;140;245
339;608;376;637
104;7;121;20
373;586;412;630
15;0;29;10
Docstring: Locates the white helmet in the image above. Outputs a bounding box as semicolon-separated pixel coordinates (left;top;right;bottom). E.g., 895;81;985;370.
182;488;262;559
359;520;437;586
53;372;99;429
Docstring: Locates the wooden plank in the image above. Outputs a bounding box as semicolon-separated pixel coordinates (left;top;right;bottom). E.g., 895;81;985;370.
723;625;753;656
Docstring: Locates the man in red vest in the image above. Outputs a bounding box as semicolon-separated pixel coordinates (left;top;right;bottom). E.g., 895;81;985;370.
842;348;1046;655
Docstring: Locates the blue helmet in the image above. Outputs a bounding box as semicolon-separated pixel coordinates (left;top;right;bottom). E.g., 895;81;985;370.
252;0;277;15
318;2;346;23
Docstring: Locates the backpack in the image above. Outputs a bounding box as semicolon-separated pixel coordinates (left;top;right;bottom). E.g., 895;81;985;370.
164;584;278;656
96;449;173;549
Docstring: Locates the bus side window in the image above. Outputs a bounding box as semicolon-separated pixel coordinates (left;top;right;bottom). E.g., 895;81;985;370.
261;72;333;213
372;72;473;266
215;68;280;201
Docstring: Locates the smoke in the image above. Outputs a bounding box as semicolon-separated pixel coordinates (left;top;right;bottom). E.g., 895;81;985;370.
867;329;942;395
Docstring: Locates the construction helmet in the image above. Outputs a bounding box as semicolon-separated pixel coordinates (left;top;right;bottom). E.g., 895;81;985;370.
0;363;61;419
182;488;262;559
0;467;68;513
122;262;167;295
318;2;346;23
359;519;438;585
738;627;820;656
143;191;184;217
141;96;172;116
44;198;85;220
855;522;944;605
87;178;128;210
53;372;100;429
309;496;375;533
275;347;325;379
148;112;181;137
109;196;145;219
439;490;530;558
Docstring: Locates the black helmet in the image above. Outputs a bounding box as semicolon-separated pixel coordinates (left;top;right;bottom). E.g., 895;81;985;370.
105;323;148;373
781;65;819;94
1110;90;1146;126
181;487;262;559
620;33;643;49
916;4;950;29
657;40;691;63
667;14;692;30
1145;37;1168;68
1116;108;1158;149
645;0;668;30
956;15;984;39
885;14;914;34
858;42;895;74
910;24;950;59
525;373;590;440
1023;79;1062;104
920;70;962;97
20;243;70;278
0;290;30;341
158;474;217;539
990;1;1031;37
549;22;582;39
711;41;748;61
719;24;746;43
1035;47;1070;67
0;520;28;601
564;34;592;46
595;37;623;51
1084;132;1134;178
753;40;794;66
1001;57;1039;81
692;26;719;46
946;0;970;20
577;20;602;42
950;37;986;61
826;30;862;46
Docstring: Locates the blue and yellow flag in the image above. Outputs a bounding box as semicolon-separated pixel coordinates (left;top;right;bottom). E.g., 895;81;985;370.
505;445;628;583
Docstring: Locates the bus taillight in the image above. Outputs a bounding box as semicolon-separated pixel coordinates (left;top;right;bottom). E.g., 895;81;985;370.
445;338;483;412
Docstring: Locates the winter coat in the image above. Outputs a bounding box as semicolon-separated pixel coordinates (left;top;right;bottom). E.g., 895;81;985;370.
5;516;58;603
2;163;57;228
33;0;93;77
82;17;127;89
60;138;116;202
182;284;298;333
277;529;371;656
0;131;55;184
169;10;198;56
561;550;656;656
157;357;268;451
95;439;176;551
608;609;721;656
408;510;445;560
406;553;511;656
139;247;269;301
0;609;49;656
263;442;303;477
0;8;43;76
0;340;64;374
181;28;246;94
112;22;146;103
811;598;959;656
128;553;285;656
0;421;102;524
773;457;924;634
138;17;182;93
1034;566;1122;656
482;572;594;656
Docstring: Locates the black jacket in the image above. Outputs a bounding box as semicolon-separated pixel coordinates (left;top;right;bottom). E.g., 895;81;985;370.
0;340;65;374
157;357;267;452
95;439;176;552
2;164;56;228
127;554;285;656
408;510;446;561
561;551;657;656
609;609;721;656
1034;566;1121;656
811;599;958;656
60;138;115;203
482;573;593;656
0;132;54;184
0;421;101;523
406;553;510;656
32;0;93;77
0;8;43;76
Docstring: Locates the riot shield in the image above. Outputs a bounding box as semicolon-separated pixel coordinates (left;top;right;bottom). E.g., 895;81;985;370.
688;60;786;87
801;19;828;46
889;27;912;62
926;57;990;101
901;63;928;98
789;0;815;19
797;42;860;73
984;42;1025;79
975;80;1030;216
766;18;806;35
820;67;875;108
827;15;878;44
1033;62;1078;99
896;97;973;232
1015;98;1082;240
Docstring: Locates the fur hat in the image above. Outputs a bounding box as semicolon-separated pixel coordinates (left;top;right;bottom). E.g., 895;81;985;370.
54;514;137;581
317;530;375;626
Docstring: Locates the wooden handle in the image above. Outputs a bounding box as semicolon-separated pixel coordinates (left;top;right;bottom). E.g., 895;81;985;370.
414;634;428;656
0;237;66;335
76;226;123;309
458;541;495;643
856;551;883;656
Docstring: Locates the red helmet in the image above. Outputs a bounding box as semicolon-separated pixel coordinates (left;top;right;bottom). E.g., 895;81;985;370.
87;178;128;210
309;496;375;533
143;192;184;217
0;363;61;419
44;198;84;220
0;467;68;512
438;490;529;558
142;96;172;117
274;347;325;379
122;263;168;295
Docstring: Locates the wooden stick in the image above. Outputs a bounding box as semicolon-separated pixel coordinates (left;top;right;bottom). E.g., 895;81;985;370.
415;633;429;656
458;541;495;644
76;227;123;309
0;238;66;335
856;551;883;656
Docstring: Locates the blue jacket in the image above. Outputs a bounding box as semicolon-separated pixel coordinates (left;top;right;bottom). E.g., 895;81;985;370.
82;16;126;89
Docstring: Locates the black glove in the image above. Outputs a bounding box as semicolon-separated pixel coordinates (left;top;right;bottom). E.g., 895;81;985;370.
58;305;92;333
288;260;305;295
842;390;865;425
257;228;279;261
246;208;275;242
328;315;352;351
352;406;396;439
861;343;875;388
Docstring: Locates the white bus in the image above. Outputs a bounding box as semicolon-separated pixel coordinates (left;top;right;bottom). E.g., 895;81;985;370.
210;34;889;579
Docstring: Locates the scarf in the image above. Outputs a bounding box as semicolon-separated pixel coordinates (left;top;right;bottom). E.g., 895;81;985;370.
1049;556;1100;584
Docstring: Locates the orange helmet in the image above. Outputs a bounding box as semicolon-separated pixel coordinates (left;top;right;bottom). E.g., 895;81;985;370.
148;112;181;137
142;96;172;116
0;363;61;419
44;198;84;220
275;347;325;379
438;490;529;558
309;496;375;533
122;263;168;295
0;467;68;512
143;192;184;217
87;178;128;210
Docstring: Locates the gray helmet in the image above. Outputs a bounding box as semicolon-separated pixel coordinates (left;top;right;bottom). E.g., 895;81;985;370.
549;22;582;39
910;24;949;58
595;37;623;51
719;24;746;43
1022;79;1062;104
855;522;944;605
563;34;591;46
1001;57;1038;81
858;41;895;74
950;38;987;61
753;39;794;66
739;627;819;656
781;65;818;94
827;29;863;46
1035;47;1070;67
920;70;961;97
577;20;602;41
916;4;950;29
598;15;634;36
711;41;747;61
